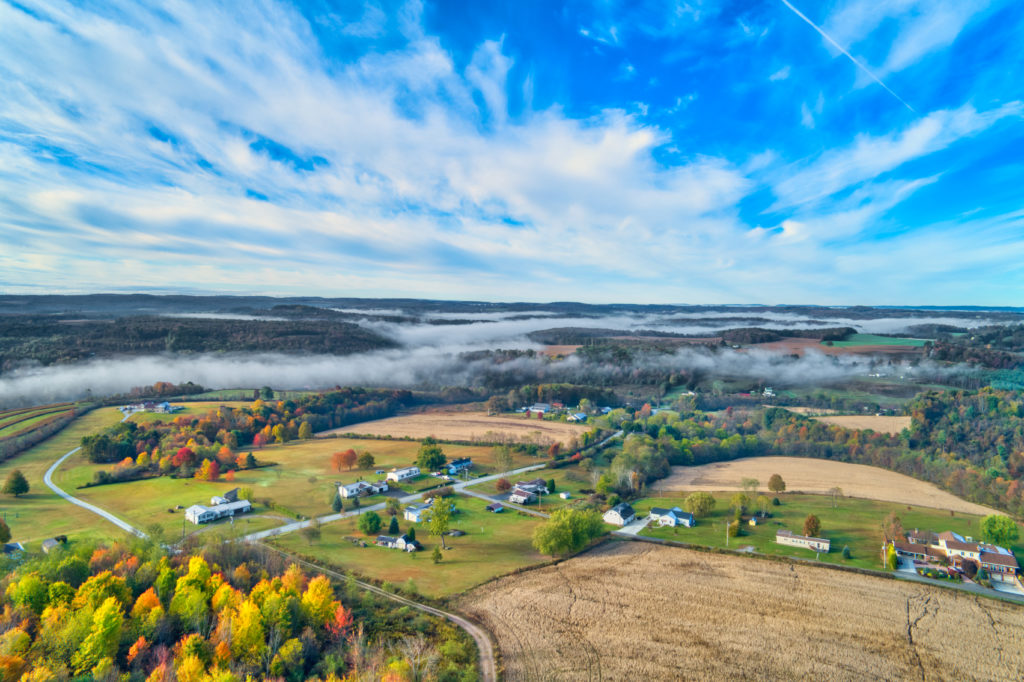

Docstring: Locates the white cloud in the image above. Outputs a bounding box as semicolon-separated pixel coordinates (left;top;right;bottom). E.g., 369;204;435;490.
769;65;791;81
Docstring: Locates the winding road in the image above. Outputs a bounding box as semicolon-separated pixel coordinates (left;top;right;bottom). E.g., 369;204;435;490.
260;543;498;682
42;412;149;539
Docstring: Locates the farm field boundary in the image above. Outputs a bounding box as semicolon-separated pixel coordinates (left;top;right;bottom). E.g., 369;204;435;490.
652;456;998;515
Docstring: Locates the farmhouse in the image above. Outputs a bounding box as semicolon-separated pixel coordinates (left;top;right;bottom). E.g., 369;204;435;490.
776;529;830;553
895;529;1020;584
376;534;422;552
185;499;252;525
650;507;694;528
404;501;432;523
387;466;421;483
509;478;548;504
509;487;536;504
527;403;552;414
603;503;636;526
447;457;473;475
338;479;390;499
211;488;240;506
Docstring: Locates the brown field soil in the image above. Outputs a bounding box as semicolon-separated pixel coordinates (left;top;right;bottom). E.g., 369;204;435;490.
541;345;581;357
811;414;911;435
650;456;996;515
318;411;588;446
460;542;1024;681
779;406;839;415
754;336;924;356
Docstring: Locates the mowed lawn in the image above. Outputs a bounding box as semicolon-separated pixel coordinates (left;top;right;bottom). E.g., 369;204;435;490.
60;436;529;534
126;401;251;424
271;494;547;598
634;493;1024;571
465;465;595;513
0;407;127;548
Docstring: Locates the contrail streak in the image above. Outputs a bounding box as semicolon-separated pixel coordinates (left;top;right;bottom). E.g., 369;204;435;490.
779;0;916;113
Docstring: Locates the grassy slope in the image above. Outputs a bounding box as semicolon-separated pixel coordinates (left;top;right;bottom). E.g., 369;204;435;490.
61;434;538;535
271;493;546;598
634;493;1024;571
0;407;126;548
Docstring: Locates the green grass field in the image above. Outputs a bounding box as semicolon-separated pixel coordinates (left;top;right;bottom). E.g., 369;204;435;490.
465;465;594;512
60;430;535;535
270;493;546;598
0;407;127;548
825;333;928;348
126;401;251;424
634;493;1024;571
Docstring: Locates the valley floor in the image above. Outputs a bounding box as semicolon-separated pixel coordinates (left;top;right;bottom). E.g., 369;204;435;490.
459;541;1024;681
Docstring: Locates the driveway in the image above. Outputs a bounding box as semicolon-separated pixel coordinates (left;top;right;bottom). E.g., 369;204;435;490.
613;515;652;537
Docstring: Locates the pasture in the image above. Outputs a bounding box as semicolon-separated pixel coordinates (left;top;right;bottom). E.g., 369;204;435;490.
460;542;1024;681
650;456;997;515
633;493;1022;571
0;402;79;439
810;414;911;435
60;435;514;536
271;494;546;598
0;407;126;548
319;410;588;446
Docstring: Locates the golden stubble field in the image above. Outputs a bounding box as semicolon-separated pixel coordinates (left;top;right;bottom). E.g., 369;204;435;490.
811;414;912;435
651;456;997;515
460;542;1024;681
318;410;588;445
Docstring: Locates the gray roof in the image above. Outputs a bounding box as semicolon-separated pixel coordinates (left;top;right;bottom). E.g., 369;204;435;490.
611;503;635;517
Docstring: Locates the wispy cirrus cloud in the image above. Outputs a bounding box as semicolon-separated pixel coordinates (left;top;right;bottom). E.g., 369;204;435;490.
0;0;1022;305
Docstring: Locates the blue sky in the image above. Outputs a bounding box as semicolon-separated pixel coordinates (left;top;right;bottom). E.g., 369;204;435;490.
1;0;1023;304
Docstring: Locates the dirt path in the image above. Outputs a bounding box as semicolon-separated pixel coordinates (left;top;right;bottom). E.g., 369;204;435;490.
261;544;497;682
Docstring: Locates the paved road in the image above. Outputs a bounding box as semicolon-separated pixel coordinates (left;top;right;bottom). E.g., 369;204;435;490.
43;413;149;539
240;462;547;542
260;543;497;682
44;445;148;538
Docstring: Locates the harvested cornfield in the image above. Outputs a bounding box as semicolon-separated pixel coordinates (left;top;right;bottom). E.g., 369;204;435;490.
811;414;911;435
319;410;587;446
460;542;1024;681
651;456;996;515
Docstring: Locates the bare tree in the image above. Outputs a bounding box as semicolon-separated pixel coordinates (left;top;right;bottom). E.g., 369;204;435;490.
395;633;438;681
829;487;843;509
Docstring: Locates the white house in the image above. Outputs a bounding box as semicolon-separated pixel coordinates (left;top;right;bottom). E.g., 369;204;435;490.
509;487;536;504
776;529;829;553
387;466;421;483
603;503;636;526
185;499;252;525
338;480;389;499
649;506;694;528
404;501;432;523
559;492;571;500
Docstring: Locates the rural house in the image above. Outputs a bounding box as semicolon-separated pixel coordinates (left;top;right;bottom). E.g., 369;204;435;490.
185;499;252;525
776;529;830;553
894;529;1020;584
567;412;588;423
210;488;240;506
375;534;422;552
447;457;473;475
649;507;694;528
486;502;504;513
509;487;536;504
404;501;432;523
338;479;390;499
603;502;636;526
387;466;421;483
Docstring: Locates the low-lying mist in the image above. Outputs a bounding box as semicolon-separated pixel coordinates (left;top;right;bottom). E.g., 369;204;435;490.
0;344;947;408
